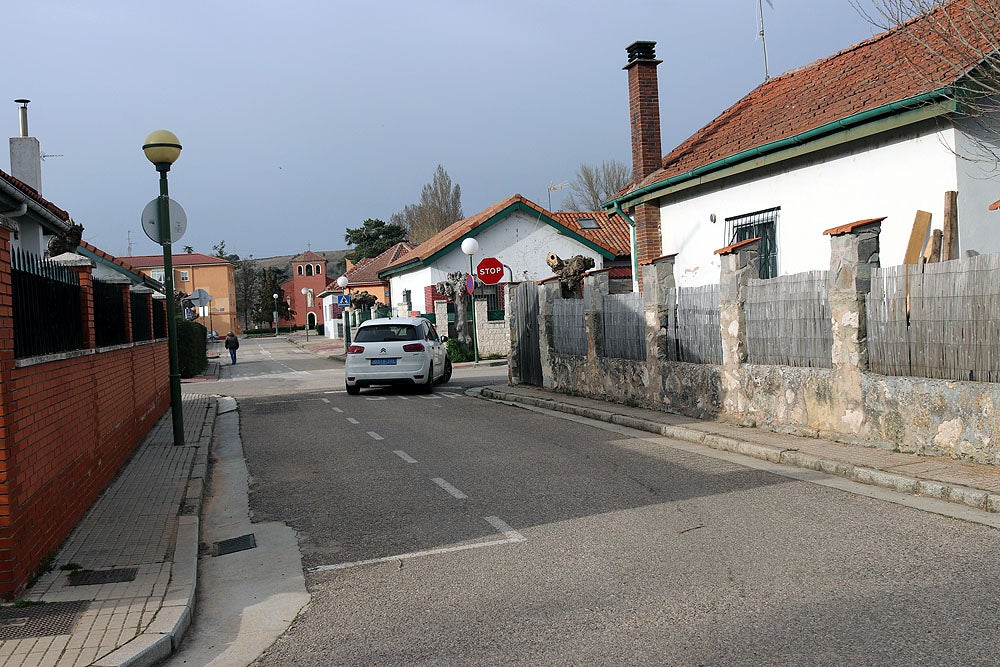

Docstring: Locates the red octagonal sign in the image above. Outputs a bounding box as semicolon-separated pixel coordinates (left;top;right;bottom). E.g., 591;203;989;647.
476;257;505;285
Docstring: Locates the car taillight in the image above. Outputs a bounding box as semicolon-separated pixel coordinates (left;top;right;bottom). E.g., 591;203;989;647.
347;345;365;354
402;343;424;352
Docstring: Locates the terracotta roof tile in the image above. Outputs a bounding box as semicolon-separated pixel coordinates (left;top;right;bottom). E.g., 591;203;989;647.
0;168;70;221
291;250;327;263
344;242;418;285
634;0;996;193
385;194;631;272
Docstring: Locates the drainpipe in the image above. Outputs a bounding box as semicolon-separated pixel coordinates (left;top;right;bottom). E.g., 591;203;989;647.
614;201;640;293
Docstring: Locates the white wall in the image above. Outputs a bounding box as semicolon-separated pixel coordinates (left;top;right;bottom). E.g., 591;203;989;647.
660;123;963;286
388;209;610;310
955;119;1000;256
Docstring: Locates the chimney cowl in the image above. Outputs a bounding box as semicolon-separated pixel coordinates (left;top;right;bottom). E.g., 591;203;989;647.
624;41;661;68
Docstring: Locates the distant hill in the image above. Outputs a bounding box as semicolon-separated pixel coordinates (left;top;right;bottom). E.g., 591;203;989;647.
251;249;350;279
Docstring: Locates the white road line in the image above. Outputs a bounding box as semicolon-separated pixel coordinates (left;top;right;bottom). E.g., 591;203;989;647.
393;450;417;463
367;431;384;441
365;396;387;401
431;477;467;499
484;515;526;542
323;391;339;394
439;392;461;398
332;407;343;414
321;398;330;404
398;396;410;400
347;418;360;424
308;516;525;573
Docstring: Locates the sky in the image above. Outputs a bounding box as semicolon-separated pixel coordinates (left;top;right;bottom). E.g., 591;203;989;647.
6;1;880;261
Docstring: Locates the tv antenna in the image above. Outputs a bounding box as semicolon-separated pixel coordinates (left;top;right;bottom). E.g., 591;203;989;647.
40;152;63;161
757;0;773;81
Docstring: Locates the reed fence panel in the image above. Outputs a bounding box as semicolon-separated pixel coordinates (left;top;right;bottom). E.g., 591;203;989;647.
746;271;832;368
552;298;586;356
602;292;646;361
869;256;1000;381
675;284;722;364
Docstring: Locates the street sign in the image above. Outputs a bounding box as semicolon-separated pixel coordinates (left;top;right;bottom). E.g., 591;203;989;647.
337;294;351;306
189;288;211;307
476;257;504;285
465;274;475;294
140;197;187;244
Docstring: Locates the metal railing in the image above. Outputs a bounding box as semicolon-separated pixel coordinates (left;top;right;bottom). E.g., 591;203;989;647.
11;248;84;358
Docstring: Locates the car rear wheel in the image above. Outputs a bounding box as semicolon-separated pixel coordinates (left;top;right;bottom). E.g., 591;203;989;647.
439;358;453;384
346;382;360;395
420;364;434;394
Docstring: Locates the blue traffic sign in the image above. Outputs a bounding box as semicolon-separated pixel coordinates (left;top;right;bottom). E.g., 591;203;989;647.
337;294;351;306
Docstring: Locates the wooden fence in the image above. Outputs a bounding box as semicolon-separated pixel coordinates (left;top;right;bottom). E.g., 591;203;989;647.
746;271;832;368
868;255;1000;381
552;298;586;355
602;293;646;361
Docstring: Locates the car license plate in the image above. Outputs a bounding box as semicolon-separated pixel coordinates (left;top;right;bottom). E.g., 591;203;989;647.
371;358;397;366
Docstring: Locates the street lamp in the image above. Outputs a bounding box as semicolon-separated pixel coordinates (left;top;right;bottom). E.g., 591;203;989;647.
142;130;184;446
273;293;279;336
300;287;313;342
337;275;351;346
461;237;480;365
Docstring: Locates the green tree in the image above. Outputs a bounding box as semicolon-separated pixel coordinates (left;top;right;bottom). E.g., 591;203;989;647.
182;245;194;253
344;219;408;263
234;257;260;331
254;266;293;328
561;160;632;212
390;165;463;243
211;239;241;263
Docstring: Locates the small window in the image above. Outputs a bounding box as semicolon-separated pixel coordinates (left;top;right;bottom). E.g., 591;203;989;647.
725;206;779;279
315;264;323;274
306;265;314;276
578;217;600;229
297;265;303;275
179;270;189;282
151;269;165;282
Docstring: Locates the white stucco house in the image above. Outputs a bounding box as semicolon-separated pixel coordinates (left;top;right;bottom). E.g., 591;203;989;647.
608;5;1000;287
379;193;631;317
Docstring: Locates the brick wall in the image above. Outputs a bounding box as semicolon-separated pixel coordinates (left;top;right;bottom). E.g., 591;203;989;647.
0;236;170;599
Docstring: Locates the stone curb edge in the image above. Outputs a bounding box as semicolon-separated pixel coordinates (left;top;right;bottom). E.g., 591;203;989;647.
480;388;1000;515
93;397;217;667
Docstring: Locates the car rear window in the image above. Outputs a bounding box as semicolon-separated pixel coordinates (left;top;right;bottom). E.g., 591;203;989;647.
354;324;420;343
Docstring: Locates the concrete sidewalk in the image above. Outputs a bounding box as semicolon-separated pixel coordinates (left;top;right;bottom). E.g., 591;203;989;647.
0;394;215;667
482;384;1000;517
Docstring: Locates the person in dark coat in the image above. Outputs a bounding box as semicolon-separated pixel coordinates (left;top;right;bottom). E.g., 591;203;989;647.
224;331;239;365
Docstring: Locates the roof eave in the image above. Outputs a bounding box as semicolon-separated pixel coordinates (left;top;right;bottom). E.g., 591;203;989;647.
605;88;957;209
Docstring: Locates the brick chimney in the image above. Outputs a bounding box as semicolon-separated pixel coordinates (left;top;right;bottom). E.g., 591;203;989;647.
624;41;663;273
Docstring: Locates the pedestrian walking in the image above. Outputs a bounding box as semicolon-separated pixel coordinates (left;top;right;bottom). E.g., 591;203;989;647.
224;331;239;365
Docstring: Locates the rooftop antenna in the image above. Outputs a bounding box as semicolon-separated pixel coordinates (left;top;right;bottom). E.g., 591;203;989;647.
127;230;134;256
547;181;567;210
758;0;773;81
40;152;63;161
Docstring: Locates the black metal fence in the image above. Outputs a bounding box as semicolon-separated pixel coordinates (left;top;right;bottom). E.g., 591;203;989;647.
93;280;127;347
130;292;151;342
11;248;84;359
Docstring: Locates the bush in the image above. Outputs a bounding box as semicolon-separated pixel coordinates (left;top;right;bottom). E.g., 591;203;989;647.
176;319;208;378
315;323;324;336
446;337;475;363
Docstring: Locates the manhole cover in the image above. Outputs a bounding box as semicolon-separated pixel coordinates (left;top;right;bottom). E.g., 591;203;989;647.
68;567;138;586
0;600;89;640
214;533;256;556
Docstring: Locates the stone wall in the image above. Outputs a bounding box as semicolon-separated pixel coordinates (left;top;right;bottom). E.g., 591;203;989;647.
517;220;1000;465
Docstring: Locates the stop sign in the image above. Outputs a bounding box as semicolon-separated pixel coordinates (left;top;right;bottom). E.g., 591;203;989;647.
476;257;505;285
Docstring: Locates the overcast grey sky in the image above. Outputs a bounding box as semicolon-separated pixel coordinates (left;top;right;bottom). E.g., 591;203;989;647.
6;1;878;260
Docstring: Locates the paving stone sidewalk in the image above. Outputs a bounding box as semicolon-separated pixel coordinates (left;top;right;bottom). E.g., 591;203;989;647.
482;384;1000;515
0;394;215;667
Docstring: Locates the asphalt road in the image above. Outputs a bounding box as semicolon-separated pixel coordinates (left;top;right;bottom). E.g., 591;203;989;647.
198;338;1000;665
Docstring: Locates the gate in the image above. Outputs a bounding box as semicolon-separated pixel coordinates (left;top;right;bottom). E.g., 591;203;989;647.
511;282;543;385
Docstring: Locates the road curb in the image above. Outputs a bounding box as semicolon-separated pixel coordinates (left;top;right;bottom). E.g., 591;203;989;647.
480;387;1000;516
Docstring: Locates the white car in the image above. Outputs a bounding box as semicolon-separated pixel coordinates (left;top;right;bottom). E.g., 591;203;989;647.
345;317;451;395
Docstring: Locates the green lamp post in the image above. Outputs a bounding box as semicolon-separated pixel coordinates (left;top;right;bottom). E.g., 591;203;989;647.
142;130;185;446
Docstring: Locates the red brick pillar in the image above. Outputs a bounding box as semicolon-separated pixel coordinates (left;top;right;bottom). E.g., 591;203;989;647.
61;259;97;349
122;284;133;343
0;225;15;597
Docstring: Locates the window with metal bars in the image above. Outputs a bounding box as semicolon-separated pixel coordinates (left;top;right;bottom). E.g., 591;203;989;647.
725;206;779;279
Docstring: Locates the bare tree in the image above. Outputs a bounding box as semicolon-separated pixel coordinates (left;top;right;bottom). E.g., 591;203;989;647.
853;0;1000;163
561;160;632;212
390;165;463;243
435;271;471;349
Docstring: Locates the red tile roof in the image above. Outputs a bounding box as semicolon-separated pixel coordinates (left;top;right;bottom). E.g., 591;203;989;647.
633;0;996;194
340;242;418;286
384;194;631;273
291;250;327;263
0;168;70;222
127;252;234;268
